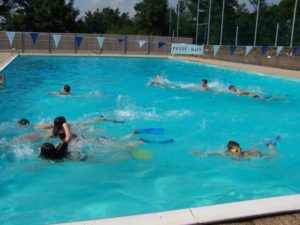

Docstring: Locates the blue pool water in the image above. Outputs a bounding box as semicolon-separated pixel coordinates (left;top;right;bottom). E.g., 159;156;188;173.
1;56;300;225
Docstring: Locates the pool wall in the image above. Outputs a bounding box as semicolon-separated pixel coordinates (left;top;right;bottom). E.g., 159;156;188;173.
54;194;300;225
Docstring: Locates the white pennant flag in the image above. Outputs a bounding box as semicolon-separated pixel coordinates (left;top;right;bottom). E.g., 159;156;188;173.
96;37;105;49
6;32;15;47
245;46;253;56
138;40;146;48
52;34;61;48
213;45;220;57
276;46;283;56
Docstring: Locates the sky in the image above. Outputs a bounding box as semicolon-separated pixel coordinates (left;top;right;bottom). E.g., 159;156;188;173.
74;0;280;18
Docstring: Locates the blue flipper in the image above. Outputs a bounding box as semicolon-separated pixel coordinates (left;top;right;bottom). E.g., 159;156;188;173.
265;135;281;146
136;128;165;135
142;138;174;144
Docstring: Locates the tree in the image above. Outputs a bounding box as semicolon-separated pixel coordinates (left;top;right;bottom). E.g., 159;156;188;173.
134;0;169;35
1;0;80;32
82;7;134;34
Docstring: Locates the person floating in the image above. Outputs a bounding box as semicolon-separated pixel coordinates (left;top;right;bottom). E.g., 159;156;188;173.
49;84;71;95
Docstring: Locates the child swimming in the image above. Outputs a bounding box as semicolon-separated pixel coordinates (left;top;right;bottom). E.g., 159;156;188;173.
49;84;71;95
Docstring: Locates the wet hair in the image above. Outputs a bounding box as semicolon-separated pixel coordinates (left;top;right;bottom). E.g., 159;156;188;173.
228;85;235;90
227;141;240;151
201;79;208;84
63;85;71;93
39;142;69;160
52;116;66;137
40;143;56;160
17;118;30;126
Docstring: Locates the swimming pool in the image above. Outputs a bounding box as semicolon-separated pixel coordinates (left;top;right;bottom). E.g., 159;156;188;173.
1;56;300;225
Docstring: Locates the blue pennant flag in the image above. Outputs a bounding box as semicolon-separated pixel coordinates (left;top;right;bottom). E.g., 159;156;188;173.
118;38;125;44
230;45;237;55
213;45;220;56
261;46;268;55
75;36;83;48
158;41;166;48
292;46;299;56
30;32;39;45
276;46;283;56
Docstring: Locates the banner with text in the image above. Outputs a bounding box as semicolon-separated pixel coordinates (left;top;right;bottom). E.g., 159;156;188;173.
171;43;204;55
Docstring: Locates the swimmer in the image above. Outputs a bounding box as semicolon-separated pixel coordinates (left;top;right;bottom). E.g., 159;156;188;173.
48;84;71;95
147;74;166;88
193;139;277;158
201;79;211;91
17;118;31;126
228;85;260;98
147;74;181;89
0;76;5;84
17;116;75;143
39;141;69;161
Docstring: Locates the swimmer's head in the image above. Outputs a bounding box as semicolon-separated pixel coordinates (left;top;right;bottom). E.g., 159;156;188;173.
17;118;30;126
53;117;67;137
63;85;71;93
40;143;56;160
227;141;241;152
228;85;236;92
0;76;5;83
201;79;208;87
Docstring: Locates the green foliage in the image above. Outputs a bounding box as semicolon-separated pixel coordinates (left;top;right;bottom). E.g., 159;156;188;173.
0;0;299;45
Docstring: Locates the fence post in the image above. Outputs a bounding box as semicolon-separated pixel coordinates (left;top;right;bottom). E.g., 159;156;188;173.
74;33;77;54
21;32;24;53
124;35;127;54
48;33;51;54
148;35;150;55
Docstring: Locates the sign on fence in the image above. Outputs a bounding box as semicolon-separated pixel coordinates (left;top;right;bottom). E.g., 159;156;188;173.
171;43;204;55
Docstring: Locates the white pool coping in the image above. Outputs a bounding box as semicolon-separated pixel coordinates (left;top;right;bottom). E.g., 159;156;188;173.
54;194;300;225
0;54;18;72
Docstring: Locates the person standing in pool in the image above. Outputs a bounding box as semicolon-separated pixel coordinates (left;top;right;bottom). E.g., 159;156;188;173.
49;85;71;95
201;79;211;91
193;138;279;158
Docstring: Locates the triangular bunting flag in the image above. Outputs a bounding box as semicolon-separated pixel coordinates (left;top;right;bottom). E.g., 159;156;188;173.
52;34;61;48
30;32;39;45
75;36;83;48
6;31;15;47
245;46;253;56
292;46;299;56
138;40;146;48
276;46;283;56
230;45;237;55
261;46;268;55
213;45;220;56
96;37;105;49
158;41;166;48
118;38;125;44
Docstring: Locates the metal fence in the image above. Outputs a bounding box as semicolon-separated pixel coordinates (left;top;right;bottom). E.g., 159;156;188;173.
0;31;193;55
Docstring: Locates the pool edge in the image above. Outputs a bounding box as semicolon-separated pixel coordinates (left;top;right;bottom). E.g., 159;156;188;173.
52;194;300;225
0;54;18;72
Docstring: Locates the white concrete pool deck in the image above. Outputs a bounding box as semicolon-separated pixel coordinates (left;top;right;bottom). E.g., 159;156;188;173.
53;194;300;225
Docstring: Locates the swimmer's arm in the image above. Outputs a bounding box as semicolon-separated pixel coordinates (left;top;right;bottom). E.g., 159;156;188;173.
242;149;265;157
34;124;53;129
63;123;73;143
127;140;144;148
48;91;61;95
192;151;226;157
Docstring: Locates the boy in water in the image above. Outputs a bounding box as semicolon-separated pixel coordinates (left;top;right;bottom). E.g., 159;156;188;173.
201;79;211;91
193;139;278;158
0;76;5;84
49;84;71;95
